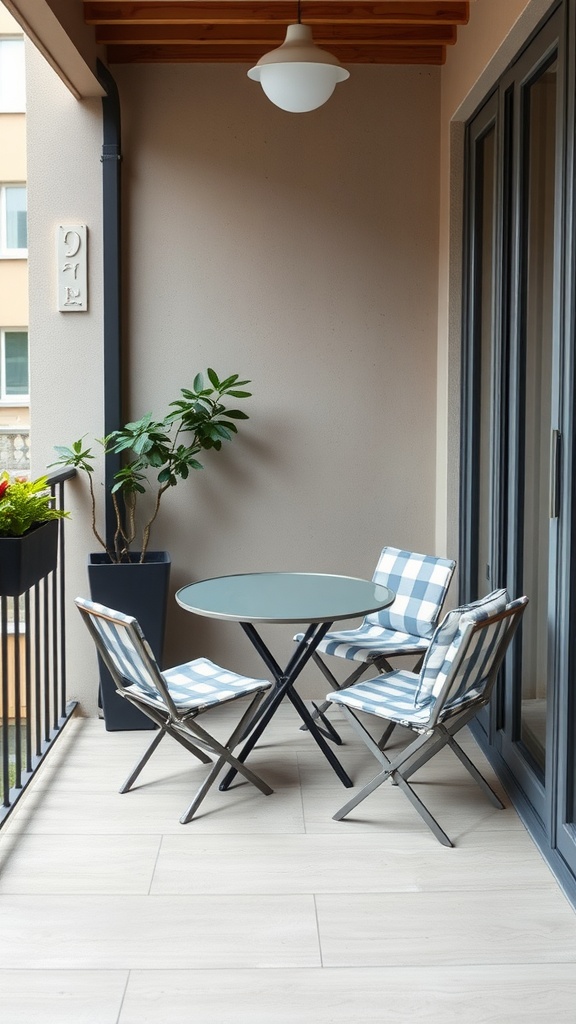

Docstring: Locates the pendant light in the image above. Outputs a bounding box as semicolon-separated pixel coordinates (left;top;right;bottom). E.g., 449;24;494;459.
247;1;349;113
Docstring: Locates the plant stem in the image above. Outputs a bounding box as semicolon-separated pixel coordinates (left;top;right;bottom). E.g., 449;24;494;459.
89;475;115;561
140;482;170;562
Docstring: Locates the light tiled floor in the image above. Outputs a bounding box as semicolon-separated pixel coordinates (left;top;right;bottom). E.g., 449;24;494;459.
1;702;575;1023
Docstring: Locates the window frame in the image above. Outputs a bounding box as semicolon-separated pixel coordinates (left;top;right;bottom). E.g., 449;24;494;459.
0;184;28;258
0;327;29;404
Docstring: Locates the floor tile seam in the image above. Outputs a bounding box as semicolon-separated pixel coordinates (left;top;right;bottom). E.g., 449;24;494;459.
116;969;131;1024
147;834;165;894
312;882;570;897
312;894;325;967
0;892;321;902
0;887;564;906
296;752;314;834
0;884;559;897
4;961;576;974
0;830;170;838
319;955;576;968
145;883;563;897
0;967;131;973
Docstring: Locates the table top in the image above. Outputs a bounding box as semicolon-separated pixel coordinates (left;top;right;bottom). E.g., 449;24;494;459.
175;572;394;625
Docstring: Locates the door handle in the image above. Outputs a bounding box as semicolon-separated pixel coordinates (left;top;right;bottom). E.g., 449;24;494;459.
550;429;561;519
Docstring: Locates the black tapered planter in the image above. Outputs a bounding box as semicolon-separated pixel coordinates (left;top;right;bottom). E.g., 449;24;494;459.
87;550;171;731
0;519;59;597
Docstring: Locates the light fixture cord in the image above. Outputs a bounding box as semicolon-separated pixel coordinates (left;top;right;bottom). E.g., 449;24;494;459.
297;0;301;24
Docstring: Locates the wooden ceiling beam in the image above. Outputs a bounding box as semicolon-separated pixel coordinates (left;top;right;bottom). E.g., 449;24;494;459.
95;23;457;45
106;41;446;63
84;2;469;29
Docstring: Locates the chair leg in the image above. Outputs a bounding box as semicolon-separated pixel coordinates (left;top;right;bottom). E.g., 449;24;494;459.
447;736;505;809
377;721;396;750
332;713;455;845
333;765;392;820
179;695;273;823
391;771;454;847
300;656;369;730
120;725;168;793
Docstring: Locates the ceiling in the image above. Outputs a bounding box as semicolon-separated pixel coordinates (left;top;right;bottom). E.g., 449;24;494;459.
82;1;470;67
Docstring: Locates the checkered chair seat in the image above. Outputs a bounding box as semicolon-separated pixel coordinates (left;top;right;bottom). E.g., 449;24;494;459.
327;669;484;728
328;591;528;847
295;624;430;663
131;659;270;713
76;597;273;823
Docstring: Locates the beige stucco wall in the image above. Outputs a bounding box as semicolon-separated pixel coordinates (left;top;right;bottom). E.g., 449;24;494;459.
26;39;104;711
436;0;558;561
28;54;442;712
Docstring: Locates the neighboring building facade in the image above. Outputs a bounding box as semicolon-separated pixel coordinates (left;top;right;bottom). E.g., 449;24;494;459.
0;4;28;475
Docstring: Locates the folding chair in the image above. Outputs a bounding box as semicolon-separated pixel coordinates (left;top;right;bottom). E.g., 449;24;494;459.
76;598;273;823
327;590;528;846
295;547;456;740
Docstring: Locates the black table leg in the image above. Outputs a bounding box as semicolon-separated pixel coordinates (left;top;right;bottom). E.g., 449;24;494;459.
219;620;353;791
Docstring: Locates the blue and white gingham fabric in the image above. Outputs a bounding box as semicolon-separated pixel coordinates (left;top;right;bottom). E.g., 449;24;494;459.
294;548;455;663
327;669;433;728
76;598;270;715
415;589;508;704
327;591;524;730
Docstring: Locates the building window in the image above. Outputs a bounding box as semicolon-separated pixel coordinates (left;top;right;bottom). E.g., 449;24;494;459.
0;185;27;256
1;329;29;402
0;37;25;112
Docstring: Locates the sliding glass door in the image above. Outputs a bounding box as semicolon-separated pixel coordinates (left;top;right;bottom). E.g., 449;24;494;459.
462;2;576;888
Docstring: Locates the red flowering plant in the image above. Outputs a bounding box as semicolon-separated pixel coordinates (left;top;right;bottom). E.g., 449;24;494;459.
0;472;69;537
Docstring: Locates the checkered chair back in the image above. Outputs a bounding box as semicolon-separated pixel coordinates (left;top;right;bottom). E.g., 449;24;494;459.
368;547;456;639
75;597;175;710
423;594;528;724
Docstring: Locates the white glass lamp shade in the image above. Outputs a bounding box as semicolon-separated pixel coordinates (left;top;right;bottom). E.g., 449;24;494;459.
247;23;349;113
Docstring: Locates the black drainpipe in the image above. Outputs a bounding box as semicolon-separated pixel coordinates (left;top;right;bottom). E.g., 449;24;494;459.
96;59;122;552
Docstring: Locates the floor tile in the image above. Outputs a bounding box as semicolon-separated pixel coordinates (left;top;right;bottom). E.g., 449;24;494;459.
316;888;576;966
0;894;321;969
301;777;522;838
4;777;305;835
0;970;128;1024
150;828;557;895
0;833;161;894
1;702;574;1023
118;964;576;1024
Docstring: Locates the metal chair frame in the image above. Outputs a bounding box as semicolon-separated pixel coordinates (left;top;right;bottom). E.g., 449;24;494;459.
330;599;527;846
76;599;273;823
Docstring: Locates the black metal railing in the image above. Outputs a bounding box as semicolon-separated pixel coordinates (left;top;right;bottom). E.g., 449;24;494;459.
0;467;76;826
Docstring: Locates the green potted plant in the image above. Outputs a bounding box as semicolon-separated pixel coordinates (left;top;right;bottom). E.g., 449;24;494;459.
51;368;251;730
0;473;70;596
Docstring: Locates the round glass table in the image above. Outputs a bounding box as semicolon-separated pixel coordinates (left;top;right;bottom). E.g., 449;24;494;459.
176;572;395;790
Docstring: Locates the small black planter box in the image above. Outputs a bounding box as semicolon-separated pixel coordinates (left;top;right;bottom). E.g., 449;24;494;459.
87;551;171;731
0;520;59;597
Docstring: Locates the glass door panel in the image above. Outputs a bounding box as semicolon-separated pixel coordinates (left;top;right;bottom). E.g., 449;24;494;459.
476;126;497;600
518;61;558;776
